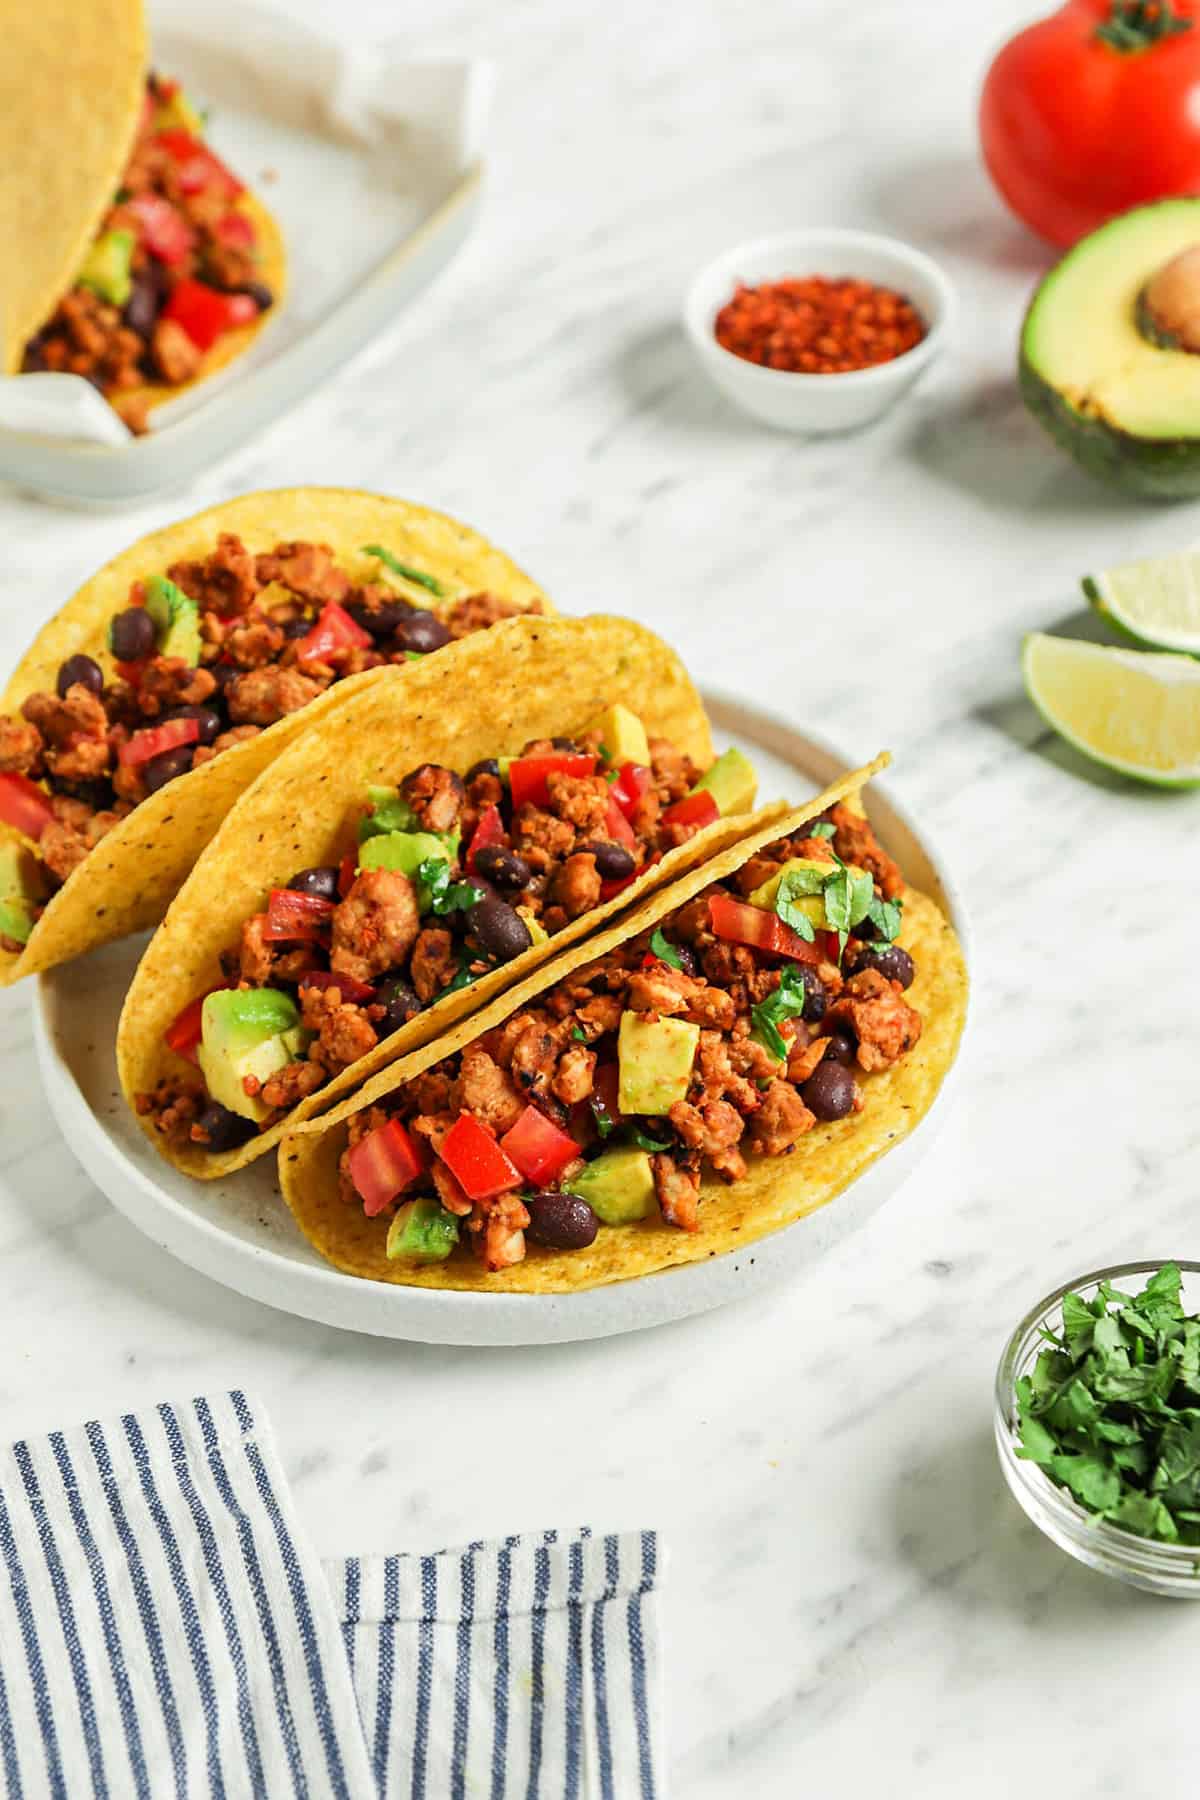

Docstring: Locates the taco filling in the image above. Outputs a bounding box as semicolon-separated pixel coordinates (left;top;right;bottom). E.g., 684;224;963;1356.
0;536;542;951
21;76;272;433
133;709;756;1153
329;801;922;1274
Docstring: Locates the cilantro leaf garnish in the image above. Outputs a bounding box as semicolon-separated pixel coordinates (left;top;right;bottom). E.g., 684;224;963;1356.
750;964;810;1062
443;961;477;994
571;1025;588;1042
361;543;447;597
415;857;481;917
649;926;683;970
773;871;818;942
1015;1262;1200;1545
865;895;903;947
629;1128;671;1153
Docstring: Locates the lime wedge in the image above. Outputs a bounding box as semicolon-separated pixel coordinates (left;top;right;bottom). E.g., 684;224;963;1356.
1021;632;1200;787
1083;550;1200;655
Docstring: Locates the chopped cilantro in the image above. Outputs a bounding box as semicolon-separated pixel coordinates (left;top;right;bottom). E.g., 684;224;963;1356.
629;1128;671;1153
403;650;426;662
1015;1263;1200;1545
604;767;620;785
773;871;818;941
865;895;903;946
649;926;683;970
810;821;835;839
750;964;810;1062
443;962;477;994
361;543;447;597
571;1025;588;1042
590;1094;616;1138
415;857;480;917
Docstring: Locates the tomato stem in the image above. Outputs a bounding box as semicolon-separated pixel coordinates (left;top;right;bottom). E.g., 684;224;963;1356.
1096;1;1193;49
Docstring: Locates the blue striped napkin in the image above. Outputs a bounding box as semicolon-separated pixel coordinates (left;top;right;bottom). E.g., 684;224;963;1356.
0;1391;664;1798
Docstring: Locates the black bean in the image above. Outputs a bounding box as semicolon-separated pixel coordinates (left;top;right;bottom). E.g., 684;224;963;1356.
164;703;222;746
197;1101;256;1153
856;944;915;989
56;653;104;699
466;757;500;785
525;1190;599;1250
851;915;879;942
586;841;635;881
675;942;698;977
208;660;240;694
123;272;163;340
345;596;414;641
797;964;827;1024
375;975;422;1035
109;606;157;661
823;1033;856;1066
551;737;584;752
288;865;340;902
802;1060;857;1122
240;282;274;312
393;611;451;655
143;745;194;793
468;894;532;963
281;614;314;641
474;846;531;891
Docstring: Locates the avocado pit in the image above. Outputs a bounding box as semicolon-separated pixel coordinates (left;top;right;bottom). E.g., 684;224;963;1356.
1138;244;1200;354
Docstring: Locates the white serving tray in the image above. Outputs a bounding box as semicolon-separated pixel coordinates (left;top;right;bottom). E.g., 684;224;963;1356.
33;699;971;1344
0;4;489;505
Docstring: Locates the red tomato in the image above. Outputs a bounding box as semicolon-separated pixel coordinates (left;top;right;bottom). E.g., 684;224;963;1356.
298;969;376;1003
708;892;821;964
465;803;505;873
660;790;719;832
118;716;200;768
438;1113;521;1201
164;986;228;1064
348;1117;425;1217
293;601;372;667
598;870;638;904
156;129;244;200
126;193;194;267
508;753;596;812
262;888;334;942
980;1;1200;246
610;761;651;821
223;293;260;329
160;280;232;351
604;794;637;849
500;1104;580;1185
214;210;257;250
0;773;54;841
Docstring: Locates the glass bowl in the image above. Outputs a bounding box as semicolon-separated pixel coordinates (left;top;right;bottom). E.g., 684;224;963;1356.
995;1259;1200;1598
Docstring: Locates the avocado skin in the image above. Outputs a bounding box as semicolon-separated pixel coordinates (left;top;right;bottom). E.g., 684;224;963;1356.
1019;282;1200;504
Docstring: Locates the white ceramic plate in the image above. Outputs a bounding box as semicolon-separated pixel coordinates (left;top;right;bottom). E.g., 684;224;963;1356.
33;699;970;1344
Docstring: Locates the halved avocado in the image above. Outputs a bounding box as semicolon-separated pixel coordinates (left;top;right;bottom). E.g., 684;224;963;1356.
1020;200;1200;502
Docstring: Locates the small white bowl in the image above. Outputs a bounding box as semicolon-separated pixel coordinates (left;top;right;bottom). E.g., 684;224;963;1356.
684;227;955;434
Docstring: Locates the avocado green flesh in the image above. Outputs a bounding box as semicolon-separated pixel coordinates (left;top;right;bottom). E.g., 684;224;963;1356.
358;830;456;880
1022;201;1200;498
386;1199;459;1263
198;988;304;1123
0;841;44;944
691;746;756;817
617;1013;699;1116
571;1147;656;1225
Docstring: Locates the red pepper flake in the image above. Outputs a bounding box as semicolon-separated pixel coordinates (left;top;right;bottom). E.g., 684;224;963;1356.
713;275;926;375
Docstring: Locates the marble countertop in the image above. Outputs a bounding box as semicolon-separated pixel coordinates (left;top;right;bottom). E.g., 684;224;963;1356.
3;0;1199;1791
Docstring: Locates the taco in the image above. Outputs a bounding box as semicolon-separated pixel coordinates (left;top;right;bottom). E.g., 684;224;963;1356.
277;759;969;1293
8;45;286;435
0;488;547;984
118;613;773;1177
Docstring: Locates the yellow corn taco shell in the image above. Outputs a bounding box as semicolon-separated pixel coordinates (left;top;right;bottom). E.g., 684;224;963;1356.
277;757;969;1294
1;488;547;984
117;612;779;1179
1;0;148;378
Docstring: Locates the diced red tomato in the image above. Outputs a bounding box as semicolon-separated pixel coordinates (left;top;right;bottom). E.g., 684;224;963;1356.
0;773;55;842
661;790;719;832
126;193;194;266
214;210;257;250
293;601;373;668
508;752;596;812
348;1117;426;1218
500;1105;580;1185
155;129;244;200
604;794;636;849
465;803;505;873
161;279;248;352
438;1113;521;1202
118;716;200;768
820;930;842;964
338;851;358;897
297;968;375;1004
708;892;821;964
609;761;651;821
598;871;638;904
262;888;335;942
163;985;229;1064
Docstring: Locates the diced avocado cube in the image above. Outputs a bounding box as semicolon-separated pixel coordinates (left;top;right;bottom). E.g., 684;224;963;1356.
143;575;201;666
690;745;757;817
0;841;45;946
589;702;650;766
358;785;418;842
358;831;457;882
386;1198;460;1264
198;987;303;1124
617;1012;699;1117
572;1146;656;1226
516;905;549;946
77;229;135;307
154;87;205;134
